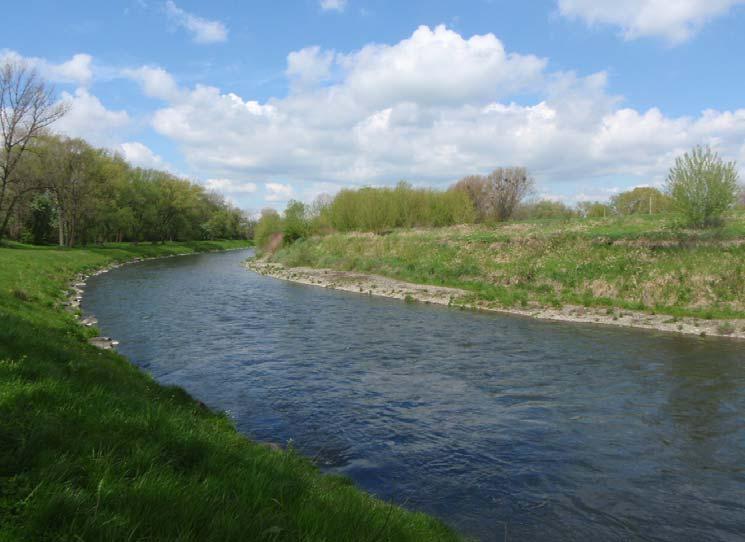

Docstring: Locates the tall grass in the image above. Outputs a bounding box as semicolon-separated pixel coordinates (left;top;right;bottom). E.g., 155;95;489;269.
270;212;745;320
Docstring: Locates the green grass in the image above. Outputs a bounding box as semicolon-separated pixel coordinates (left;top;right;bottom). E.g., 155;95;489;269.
269;212;745;320
0;241;458;542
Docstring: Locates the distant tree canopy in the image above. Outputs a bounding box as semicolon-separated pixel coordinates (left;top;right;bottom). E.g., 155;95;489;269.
0;60;250;245
3;134;250;245
324;181;475;233
513;199;576;221
610;186;672;215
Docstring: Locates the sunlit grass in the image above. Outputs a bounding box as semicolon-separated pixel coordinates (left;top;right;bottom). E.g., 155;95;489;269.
271;212;745;319
0;241;459;541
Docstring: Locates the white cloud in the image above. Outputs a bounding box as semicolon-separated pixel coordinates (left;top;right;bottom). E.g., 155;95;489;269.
122;65;181;100
320;0;347;12
205;178;258;193
286;46;335;89
0;50;93;86
164;1;228;44
119;141;168;169
558;0;745;43
265;183;294;201
118;24;745;205
55;88;131;146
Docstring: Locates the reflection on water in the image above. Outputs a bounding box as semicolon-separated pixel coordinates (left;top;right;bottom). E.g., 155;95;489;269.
83;249;745;541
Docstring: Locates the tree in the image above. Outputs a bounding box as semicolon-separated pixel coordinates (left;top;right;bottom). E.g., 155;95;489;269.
451;175;490;221
283;200;309;242
577;201;612;219
666;145;739;228
451;167;533;222
254;208;283;250
0;61;67;239
611;186;671;215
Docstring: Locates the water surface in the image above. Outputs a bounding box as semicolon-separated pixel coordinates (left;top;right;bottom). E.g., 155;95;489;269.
82;249;745;541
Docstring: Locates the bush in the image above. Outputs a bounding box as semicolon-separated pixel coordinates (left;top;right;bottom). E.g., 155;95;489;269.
513;199;576;220
611;187;672;215
283;200;310;243
326;181;475;233
254;208;283;250
666;145;739;228
451;167;534;222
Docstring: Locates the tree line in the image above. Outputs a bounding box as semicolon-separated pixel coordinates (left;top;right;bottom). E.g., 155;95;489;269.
1;61;250;246
256;147;743;251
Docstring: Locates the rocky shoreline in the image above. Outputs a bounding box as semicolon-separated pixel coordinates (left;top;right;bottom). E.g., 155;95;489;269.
246;259;745;341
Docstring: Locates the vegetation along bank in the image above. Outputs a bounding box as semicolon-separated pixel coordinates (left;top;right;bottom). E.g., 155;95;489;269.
0;240;458;541
251;148;745;340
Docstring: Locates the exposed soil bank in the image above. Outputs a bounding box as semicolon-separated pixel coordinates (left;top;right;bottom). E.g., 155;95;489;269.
247;259;745;340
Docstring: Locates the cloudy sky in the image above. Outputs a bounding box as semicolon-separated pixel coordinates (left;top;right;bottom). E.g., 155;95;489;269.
3;0;745;211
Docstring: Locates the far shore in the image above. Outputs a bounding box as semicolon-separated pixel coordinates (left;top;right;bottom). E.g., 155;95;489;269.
246;259;745;341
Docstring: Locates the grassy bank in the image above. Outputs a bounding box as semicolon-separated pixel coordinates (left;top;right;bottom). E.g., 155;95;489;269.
0;241;458;541
269;212;745;321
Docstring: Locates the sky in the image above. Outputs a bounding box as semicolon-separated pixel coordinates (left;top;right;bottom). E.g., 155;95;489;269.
3;0;745;212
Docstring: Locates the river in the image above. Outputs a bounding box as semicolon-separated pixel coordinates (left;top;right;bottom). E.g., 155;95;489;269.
82;249;745;541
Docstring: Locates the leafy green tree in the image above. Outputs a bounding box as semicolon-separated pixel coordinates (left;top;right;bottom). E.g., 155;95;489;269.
254;208;283;250
666;145;739;228
283;200;309;242
28;193;56;244
611;186;671;215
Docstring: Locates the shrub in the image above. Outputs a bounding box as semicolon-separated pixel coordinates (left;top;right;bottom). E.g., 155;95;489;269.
451;167;534;222
666;145;739;228
611;187;672;215
254;208;283;250
326;181;474;233
513;199;576;220
283;200;310;243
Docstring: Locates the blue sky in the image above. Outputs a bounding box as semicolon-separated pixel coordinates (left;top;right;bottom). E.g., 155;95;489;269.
3;0;745;211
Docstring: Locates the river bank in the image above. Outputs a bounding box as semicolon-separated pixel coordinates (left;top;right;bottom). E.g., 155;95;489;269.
0;241;457;541
250;215;745;340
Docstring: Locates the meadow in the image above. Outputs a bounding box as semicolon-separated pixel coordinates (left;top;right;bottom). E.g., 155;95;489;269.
269;212;745;321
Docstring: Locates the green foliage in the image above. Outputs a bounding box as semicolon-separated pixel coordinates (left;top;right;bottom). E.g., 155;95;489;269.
28;193;56;244
272;211;745;320
326;181;475;233
666;145;739;228
3;135;250;245
611;186;672;215
450;168;534;222
283;200;310;242
0;242;456;542
254;208;283;251
577;201;612;218
514;200;577;220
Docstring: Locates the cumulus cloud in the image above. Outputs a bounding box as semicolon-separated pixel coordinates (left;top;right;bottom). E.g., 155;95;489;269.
164;1;228;44
320;0;347;12
558;0;745;43
119;141;169;169
205;178;258;193
55;88;131;146
122;65;181;100
265;183;294;201
0;50;93;86
286;46;335;89
118;24;745;203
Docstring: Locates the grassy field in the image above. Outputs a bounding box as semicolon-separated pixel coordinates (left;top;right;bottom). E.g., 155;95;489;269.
0;241;458;541
270;212;745;320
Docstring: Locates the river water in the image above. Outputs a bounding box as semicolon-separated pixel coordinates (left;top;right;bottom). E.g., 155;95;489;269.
82;249;745;541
